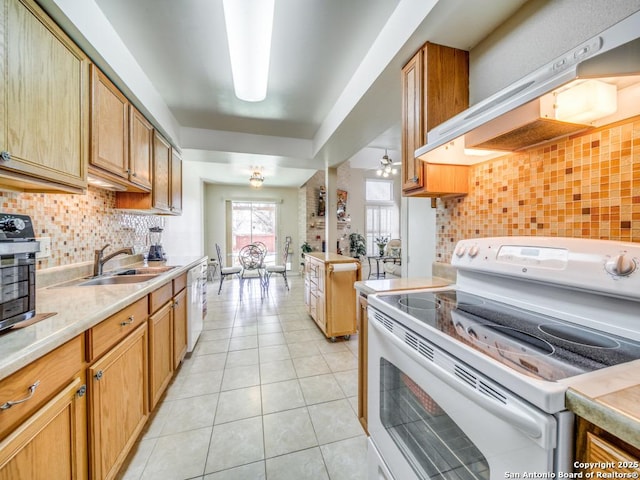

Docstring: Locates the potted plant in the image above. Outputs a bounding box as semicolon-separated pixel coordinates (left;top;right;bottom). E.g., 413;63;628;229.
301;241;312;257
375;236;389;257
349;233;367;259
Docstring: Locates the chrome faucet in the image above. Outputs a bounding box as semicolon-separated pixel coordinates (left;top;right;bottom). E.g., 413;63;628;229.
93;244;134;277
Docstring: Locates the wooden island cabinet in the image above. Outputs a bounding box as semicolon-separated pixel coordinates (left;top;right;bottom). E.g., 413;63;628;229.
304;252;361;341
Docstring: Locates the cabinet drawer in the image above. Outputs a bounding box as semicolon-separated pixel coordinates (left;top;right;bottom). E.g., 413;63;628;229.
149;282;172;314
0;335;83;439
173;273;187;295
89;297;148;360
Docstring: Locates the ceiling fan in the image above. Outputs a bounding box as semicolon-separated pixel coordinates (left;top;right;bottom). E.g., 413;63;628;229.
376;149;401;177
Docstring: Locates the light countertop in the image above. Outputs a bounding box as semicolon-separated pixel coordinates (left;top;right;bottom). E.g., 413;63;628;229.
354;277;452;296
305;252;360;263
0;255;206;381
561;360;640;450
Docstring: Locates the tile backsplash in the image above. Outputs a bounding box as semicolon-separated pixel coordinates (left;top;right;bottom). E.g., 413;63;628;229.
436;117;640;262
0;186;163;269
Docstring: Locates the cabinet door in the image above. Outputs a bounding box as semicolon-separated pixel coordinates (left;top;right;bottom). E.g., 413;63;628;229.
152;132;171;212
170;148;183;214
128;106;153;190
357;294;369;434
90;65;128;179
172;289;187;370
401;43;469;197
149;302;173;410
401;50;424;193
0;0;88;192
0;377;87;480
89;323;148;480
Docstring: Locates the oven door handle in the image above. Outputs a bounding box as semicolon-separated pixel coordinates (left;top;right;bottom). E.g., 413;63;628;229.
370;317;549;443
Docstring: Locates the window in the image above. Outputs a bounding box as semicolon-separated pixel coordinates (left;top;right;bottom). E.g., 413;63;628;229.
229;201;277;264
365;179;397;256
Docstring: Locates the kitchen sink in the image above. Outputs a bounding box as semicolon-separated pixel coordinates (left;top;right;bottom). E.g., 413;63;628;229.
77;274;161;286
51;265;177;288
114;266;176;276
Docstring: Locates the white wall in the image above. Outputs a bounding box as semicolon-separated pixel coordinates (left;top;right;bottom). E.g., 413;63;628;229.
402;197;436;277
204;183;300;268
162;161;209;258
469;0;640;102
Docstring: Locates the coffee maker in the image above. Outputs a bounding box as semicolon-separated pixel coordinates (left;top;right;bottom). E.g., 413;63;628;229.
147;226;166;261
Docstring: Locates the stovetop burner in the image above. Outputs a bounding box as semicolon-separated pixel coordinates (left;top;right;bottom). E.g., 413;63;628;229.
377;290;640;382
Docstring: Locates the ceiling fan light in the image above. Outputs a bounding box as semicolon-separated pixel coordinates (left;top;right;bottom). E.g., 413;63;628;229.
223;0;275;102
376;169;383;176
249;171;264;187
391;168;398;175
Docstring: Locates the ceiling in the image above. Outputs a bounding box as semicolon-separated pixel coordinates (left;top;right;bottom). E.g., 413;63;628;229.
73;0;529;187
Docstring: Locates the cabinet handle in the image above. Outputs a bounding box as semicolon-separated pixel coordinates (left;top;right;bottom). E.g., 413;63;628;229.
77;385;87;398
94;371;103;381
120;315;134;326
412;176;419;183
173;300;179;307
131;172;137;177
1;380;41;410
125;168;131;174
0;151;11;163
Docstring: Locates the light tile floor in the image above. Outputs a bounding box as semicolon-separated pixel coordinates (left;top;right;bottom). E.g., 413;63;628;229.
118;274;367;480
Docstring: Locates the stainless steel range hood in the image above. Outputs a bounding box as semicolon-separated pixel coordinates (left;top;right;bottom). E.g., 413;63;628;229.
416;10;640;166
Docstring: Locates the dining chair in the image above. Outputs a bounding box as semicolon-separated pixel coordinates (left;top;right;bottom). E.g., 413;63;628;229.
266;239;291;291
238;244;267;300
216;243;241;294
253;241;268;265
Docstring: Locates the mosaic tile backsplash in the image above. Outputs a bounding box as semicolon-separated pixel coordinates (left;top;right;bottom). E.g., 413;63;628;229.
436;117;640;262
0;186;163;270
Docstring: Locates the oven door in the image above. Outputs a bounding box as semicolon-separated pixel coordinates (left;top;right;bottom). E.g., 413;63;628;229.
367;307;559;480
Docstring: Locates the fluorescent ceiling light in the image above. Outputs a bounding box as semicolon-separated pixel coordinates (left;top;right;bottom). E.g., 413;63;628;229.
223;0;275;102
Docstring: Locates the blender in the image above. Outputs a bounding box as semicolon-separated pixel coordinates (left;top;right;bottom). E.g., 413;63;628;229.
147;226;166;261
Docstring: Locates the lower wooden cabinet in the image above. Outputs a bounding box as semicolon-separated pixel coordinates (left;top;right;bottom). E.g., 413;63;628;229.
0;269;193;480
0;376;87;480
149;301;173;410
575;417;640;475
356;292;369;435
88;323;148;480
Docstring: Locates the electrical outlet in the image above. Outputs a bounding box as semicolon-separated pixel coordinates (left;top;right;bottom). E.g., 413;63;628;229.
36;237;51;259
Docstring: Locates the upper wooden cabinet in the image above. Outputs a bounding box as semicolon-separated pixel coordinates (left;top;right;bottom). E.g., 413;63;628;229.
89;65;152;192
401;42;470;197
170;148;183;215
0;0;88;193
151;132;171;212
128;106;153;190
115;132;182;215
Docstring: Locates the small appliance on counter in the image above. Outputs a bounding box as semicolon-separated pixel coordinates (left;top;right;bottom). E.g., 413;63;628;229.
147;226;166;261
0;214;40;332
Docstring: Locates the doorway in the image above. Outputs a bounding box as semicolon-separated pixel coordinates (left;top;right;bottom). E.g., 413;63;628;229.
228;201;277;265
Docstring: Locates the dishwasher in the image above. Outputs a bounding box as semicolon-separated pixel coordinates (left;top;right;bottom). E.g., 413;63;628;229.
187;259;207;352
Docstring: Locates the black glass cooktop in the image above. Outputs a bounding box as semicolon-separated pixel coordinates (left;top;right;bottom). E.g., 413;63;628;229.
377;290;640;381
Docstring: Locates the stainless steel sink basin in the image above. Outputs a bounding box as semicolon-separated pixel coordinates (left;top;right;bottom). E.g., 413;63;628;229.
78;274;161;286
114;266;176;276
51;265;177;288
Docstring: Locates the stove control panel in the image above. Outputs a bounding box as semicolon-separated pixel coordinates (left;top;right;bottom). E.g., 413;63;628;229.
451;237;640;301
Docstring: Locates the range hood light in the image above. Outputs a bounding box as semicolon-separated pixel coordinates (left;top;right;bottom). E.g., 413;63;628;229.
463;147;507;157
554;79;618;123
